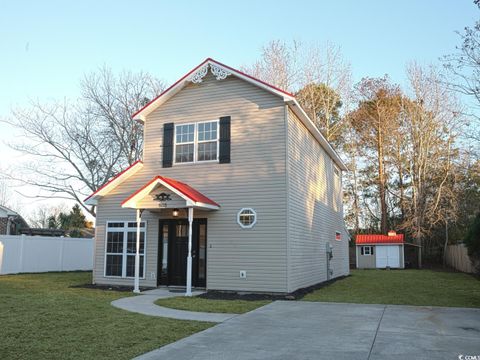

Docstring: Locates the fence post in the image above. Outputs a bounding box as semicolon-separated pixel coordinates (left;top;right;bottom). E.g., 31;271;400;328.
59;236;65;271
19;234;25;273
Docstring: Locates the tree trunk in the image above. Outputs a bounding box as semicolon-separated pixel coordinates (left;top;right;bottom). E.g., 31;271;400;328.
377;128;388;234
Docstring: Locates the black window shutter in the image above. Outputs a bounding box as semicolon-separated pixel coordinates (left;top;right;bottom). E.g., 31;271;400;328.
219;116;231;164
162;123;174;168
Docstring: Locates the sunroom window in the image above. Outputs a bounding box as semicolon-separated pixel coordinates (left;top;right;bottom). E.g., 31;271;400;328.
105;221;146;278
174;121;218;164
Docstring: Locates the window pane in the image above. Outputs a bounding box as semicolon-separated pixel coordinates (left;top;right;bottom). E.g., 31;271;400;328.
197;121;217;142
126;255;144;277
198;141;217;161
176;124;194;143
107;232;124;253
106;255;122;276
175;144;194;163
127;232;145;254
128;222;145;228
108;222;124;228
239;209;256;227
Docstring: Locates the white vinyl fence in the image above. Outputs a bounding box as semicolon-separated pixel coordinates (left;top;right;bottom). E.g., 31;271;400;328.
0;235;94;275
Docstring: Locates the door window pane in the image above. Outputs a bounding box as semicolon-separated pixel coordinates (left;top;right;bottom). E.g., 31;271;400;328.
176;224;187;237
162;224;168;275
198;224;206;280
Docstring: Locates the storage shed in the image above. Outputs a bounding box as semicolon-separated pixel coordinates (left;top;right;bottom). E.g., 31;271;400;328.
356;231;404;269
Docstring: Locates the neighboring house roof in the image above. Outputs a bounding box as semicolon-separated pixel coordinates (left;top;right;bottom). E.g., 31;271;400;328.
0;204;29;230
84;160;144;206
0;204;19;217
122;176;220;210
356;234;405;245
132;58;347;171
20;228;66;237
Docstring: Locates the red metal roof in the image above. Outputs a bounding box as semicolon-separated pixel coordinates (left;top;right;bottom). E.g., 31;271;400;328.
355;234;404;244
121;176;220;208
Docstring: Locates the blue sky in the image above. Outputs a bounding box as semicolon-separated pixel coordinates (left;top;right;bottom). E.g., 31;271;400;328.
0;0;477;213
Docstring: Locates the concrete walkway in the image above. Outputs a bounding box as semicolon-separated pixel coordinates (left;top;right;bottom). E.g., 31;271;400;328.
136;301;480;360
111;288;237;323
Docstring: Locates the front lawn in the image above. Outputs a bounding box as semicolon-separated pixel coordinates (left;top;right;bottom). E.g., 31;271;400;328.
0;272;212;360
303;269;480;308
155;296;270;314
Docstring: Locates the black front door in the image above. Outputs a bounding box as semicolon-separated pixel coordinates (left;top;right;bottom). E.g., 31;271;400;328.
157;219;207;287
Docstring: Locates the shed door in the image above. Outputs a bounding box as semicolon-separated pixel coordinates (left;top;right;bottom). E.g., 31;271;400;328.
376;246;400;268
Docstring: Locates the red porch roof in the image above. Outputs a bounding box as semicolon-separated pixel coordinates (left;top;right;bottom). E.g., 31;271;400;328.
121;176;220;209
356;234;404;245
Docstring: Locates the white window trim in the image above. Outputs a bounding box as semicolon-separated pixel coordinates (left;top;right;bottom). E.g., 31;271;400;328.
237;208;257;229
104;220;147;279
173;120;220;165
362;246;373;256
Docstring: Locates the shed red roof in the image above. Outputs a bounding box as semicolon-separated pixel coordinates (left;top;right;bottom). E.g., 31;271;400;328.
356;234;404;244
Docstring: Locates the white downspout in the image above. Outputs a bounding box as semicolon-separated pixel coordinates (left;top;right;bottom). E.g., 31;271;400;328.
186;207;193;297
134;208;142;293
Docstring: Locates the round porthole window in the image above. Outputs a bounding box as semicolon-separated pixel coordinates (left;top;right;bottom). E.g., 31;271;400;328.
237;208;257;229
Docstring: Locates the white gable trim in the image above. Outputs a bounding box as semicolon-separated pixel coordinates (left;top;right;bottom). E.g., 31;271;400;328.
121;177;220;210
132;58;347;171
84;161;144;206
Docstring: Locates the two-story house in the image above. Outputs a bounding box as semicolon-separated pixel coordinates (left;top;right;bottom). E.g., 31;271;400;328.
84;58;349;295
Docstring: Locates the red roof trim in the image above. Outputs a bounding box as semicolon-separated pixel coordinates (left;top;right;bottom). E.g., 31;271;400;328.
131;58;294;120
209;58;295;98
121;176;220;208
160;176;220;207
83;160;143;202
355;234;405;245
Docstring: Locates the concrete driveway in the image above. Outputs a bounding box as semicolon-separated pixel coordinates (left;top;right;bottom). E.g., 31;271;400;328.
137;301;480;360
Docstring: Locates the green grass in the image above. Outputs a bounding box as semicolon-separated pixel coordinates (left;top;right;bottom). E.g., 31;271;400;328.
155;297;270;314
0;272;212;360
303;269;480;308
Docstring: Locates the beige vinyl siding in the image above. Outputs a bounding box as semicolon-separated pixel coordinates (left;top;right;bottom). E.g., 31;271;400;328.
286;108;349;292
94;73;288;292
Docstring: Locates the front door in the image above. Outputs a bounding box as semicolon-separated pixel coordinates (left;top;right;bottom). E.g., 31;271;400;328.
157;219;207;287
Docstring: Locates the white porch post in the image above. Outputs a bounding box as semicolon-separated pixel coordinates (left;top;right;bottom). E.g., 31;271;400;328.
186;207;194;297
134;208;142;293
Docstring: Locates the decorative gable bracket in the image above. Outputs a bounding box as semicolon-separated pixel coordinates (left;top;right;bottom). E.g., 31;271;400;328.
187;63;231;83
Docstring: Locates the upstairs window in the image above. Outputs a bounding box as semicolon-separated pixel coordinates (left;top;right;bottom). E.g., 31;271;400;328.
175;124;195;163
174;121;218;164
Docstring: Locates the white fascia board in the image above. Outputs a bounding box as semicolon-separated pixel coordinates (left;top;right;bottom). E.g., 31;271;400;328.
132;59;295;123
84;162;143;206
286;100;348;171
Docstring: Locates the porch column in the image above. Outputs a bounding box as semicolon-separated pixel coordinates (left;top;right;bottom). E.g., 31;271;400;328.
134;208;143;293
186;207;193;297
